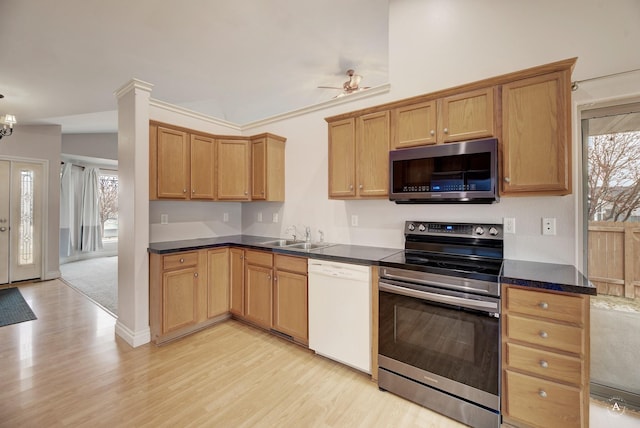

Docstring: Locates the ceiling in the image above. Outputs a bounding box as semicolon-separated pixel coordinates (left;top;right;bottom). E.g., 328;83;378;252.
0;0;389;133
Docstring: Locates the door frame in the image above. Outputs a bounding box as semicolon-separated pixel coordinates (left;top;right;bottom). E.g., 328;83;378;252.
0;155;49;284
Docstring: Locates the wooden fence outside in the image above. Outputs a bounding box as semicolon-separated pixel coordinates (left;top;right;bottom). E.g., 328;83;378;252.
588;221;640;299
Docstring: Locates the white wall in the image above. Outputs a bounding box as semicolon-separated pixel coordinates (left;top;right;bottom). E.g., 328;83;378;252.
0;125;62;279
62;133;118;161
241;0;640;267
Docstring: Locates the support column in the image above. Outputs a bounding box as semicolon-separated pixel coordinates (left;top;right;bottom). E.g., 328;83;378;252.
114;79;153;347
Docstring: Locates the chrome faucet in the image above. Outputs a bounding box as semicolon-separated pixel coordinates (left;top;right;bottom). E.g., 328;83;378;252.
318;230;324;243
305;226;311;243
286;225;298;242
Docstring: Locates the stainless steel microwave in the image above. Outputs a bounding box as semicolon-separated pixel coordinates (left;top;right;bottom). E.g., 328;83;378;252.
389;138;499;204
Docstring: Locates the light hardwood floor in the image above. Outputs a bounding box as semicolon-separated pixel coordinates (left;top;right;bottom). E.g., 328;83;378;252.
0;280;464;428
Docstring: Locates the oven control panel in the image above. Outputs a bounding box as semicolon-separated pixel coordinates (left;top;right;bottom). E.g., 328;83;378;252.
405;221;503;239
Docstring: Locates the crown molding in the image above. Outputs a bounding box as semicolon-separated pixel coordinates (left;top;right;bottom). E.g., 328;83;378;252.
114;79;154;99
149;98;241;131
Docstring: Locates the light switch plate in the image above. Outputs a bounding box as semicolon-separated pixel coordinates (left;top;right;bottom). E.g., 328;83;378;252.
504;217;516;234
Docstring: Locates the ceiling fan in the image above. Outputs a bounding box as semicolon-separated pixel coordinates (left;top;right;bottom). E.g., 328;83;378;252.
318;69;370;97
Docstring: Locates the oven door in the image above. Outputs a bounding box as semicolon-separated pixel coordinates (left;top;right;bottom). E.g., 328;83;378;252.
378;278;500;410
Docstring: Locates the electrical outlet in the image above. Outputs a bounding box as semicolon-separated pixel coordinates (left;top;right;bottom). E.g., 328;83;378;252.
160;214;168;225
351;214;359;227
272;213;279;223
223;212;229;223
504;217;516;234
257;212;263;222
542;217;556;235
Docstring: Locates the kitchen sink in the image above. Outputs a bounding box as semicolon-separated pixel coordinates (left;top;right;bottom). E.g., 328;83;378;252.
259;239;301;247
286;242;335;251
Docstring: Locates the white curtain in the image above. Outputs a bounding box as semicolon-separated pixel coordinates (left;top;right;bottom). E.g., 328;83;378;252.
80;167;103;252
59;162;74;257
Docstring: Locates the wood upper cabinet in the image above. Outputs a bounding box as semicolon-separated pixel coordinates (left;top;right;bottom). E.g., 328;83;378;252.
328;118;356;198
439;87;495;143
273;254;308;344
207;247;229;318
328;111;390;199
501;70;572;196
243;250;273;329
229;248;245;316
251;134;286;201
390;88;495;149
190;134;216;200
217;138;251;201
150;125;215;200
502;285;590;428
155;126;190;199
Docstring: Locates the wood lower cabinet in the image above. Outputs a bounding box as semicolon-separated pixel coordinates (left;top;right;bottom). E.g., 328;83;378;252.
328;111;390;199
243;250;274;328
501;70;572;196
229;248;245;316
502;285;590;428
149;248;230;344
273;254;308;344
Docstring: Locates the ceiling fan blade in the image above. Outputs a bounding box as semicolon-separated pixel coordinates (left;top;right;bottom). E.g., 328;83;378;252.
318;86;343;90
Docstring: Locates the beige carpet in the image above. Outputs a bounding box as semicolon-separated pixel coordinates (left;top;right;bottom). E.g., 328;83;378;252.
60;256;117;315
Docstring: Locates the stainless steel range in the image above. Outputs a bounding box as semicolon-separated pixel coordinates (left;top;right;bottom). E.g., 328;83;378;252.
378;221;503;428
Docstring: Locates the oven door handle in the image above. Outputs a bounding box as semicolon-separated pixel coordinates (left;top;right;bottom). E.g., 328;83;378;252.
379;282;499;314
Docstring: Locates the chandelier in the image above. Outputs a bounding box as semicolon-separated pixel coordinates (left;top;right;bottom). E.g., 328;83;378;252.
0;93;16;140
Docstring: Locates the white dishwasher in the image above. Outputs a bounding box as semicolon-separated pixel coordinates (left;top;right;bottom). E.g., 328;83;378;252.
308;259;371;373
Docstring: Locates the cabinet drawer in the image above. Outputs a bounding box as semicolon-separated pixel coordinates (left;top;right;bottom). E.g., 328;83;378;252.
245;250;273;267
504;370;583;428
506;287;585;324
506;314;584;355
275;254;307;273
163;252;199;270
505;342;582;385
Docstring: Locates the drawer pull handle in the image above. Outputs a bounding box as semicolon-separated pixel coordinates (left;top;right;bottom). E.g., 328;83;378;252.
539;302;549;309
538;389;547;398
539;331;548;339
539;360;549;368
180;258;185;263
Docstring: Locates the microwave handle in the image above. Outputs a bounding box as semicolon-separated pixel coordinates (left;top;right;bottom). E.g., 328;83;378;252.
379;281;499;314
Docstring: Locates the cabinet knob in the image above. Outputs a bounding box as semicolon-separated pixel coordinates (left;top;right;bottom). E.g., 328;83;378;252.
183;189;187;193
443;128;449;134
430;130;435;136
504;177;511;183
274;276;277;281
349;184;353;190
261;191;264;195
539;360;549;368
539;302;549;310
538;390;547;398
0;226;6;232
180;258;184;263
359;184;363;189
267;275;271;280
244;191;248;195
539;331;549;339
192;189;196;193
194;272;198;278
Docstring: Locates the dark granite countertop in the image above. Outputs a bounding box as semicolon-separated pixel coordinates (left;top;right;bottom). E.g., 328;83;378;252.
148;236;595;296
501;259;596;296
148;235;403;265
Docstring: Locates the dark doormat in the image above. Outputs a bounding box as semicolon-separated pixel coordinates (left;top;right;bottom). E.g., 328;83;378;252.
0;287;37;327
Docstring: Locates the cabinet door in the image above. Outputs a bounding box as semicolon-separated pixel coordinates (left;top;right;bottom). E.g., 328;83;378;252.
439;87;495;143
251;136;285;201
328;118;356;198
217;139;251;200
357;111;390;197
391;101;437;149
229;248;245;316
273;270;308;343
162;266;198;333
501;71;571;195
244;264;273;328
157;126;190;199
251;137;267;200
207;247;229;318
190;134;216;200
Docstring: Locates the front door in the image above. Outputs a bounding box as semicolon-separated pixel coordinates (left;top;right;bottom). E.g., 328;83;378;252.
0;159;44;284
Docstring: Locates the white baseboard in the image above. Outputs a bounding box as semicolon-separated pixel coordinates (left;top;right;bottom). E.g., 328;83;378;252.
115;320;151;348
